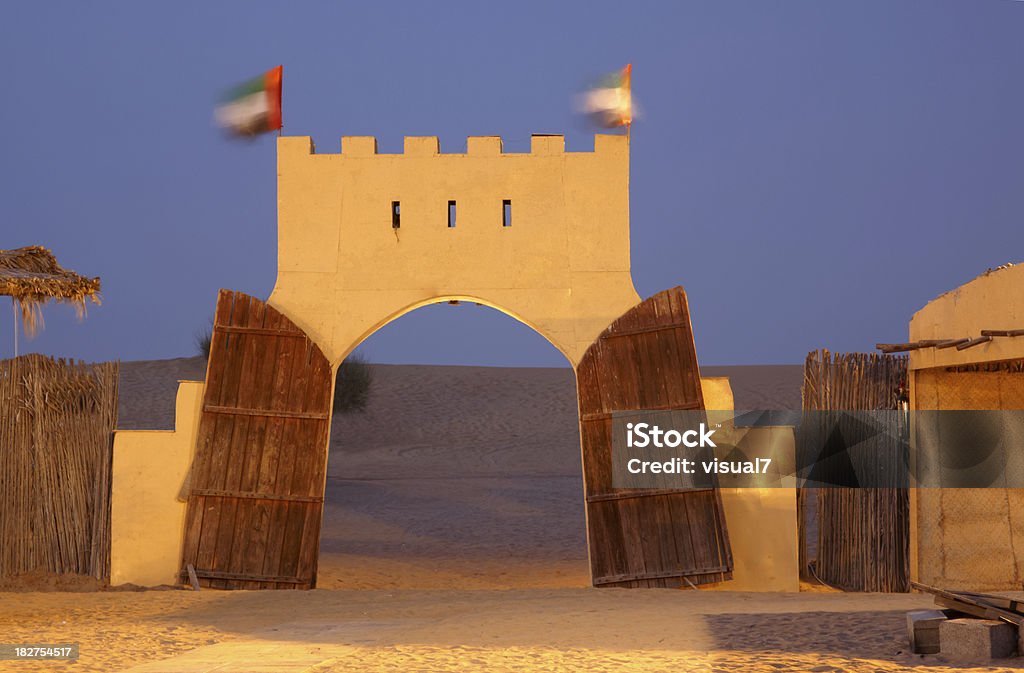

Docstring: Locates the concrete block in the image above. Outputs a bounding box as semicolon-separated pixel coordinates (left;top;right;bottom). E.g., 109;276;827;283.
939;618;1017;660
404;136;439;156
530;134;564;155
467;136;502;155
342;136;377;156
278;135;314;157
594;133;627;156
907;609;946;654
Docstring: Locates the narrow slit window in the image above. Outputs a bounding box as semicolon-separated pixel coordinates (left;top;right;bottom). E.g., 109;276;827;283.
448;200;457;228
391;201;401;228
502;199;512;227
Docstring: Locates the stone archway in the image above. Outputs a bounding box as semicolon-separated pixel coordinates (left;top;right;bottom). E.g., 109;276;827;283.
178;284;732;589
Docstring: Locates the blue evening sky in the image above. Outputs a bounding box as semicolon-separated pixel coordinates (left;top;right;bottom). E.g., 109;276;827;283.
1;1;1021;367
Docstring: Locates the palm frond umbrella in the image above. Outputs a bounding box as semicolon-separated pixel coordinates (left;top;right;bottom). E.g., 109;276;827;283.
0;246;101;356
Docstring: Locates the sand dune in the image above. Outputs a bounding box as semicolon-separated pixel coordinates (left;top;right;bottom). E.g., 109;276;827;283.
116;359;804;432
322;364;588;590
701;364;804;410
117;357;208;430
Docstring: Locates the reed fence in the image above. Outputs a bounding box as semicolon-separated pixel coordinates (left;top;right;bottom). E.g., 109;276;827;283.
799;349;910;592
0;354;118;580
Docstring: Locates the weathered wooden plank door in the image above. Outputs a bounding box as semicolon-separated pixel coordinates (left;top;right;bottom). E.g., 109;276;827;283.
577;287;733;588
180;290;333;589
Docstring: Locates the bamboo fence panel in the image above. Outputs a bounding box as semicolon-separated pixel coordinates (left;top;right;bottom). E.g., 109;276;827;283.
0;354;118;580
799;349;910;592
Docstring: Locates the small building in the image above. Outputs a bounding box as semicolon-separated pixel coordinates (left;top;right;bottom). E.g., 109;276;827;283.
909;263;1024;590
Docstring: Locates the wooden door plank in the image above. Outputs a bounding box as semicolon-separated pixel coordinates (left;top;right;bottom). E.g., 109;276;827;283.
225;301;276;589
181;291;238;574
278;342;331;587
265;342;315;585
652;291;688;407
210;296;264;588
665;291;703;408
194;293;251;586
296;354;333;586
233;307;286;589
250;339;301;587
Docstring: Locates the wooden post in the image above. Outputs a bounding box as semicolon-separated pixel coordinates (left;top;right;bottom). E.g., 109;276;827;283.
908;368;919;586
186;563;201;591
11;298;18;358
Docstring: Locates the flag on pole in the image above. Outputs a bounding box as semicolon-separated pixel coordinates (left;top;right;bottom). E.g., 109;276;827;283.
579;64;633;128
215;65;283;136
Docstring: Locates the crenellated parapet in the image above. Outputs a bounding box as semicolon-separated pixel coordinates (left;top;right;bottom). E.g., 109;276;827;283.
278;133;627;157
271;132;639;366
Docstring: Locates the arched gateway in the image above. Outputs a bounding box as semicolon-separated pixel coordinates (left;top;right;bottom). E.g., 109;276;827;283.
178;134;733;589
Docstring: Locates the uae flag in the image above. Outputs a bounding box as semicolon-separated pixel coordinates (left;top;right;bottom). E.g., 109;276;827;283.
215;65;283;136
579;64;633;128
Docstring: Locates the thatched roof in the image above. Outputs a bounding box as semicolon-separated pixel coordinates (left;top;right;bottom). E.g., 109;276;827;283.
0;246;101;335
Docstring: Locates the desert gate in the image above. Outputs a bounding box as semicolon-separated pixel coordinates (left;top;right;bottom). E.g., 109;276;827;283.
180;287;731;589
176;133;733;589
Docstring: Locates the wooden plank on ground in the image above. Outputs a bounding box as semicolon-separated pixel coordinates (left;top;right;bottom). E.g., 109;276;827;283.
912;582;1024;626
186;563;201;591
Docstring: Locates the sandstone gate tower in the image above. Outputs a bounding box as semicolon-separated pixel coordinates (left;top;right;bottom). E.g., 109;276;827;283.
271;134;641;367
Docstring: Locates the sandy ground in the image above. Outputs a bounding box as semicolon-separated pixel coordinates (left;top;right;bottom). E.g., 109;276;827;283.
1;358;1012;672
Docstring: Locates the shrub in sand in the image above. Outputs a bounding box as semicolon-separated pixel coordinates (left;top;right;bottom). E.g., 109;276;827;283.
195;321;213;359
334;354;373;413
193;321;371;412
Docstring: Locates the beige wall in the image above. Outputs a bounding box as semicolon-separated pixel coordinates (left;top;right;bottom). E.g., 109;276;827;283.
911;366;1024;590
701;378;801;592
909;263;1024;371
700;376;734;411
270;134;640;368
110;381;203;587
715;486;800;592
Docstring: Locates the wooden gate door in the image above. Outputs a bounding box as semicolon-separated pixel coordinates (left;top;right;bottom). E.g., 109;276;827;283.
577;287;733;588
180;290;333;589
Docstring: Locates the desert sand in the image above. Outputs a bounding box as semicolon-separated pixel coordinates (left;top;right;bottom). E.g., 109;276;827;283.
0;358;1010;672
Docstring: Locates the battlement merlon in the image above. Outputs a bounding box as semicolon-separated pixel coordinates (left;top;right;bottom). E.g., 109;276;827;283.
276;134;628;157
